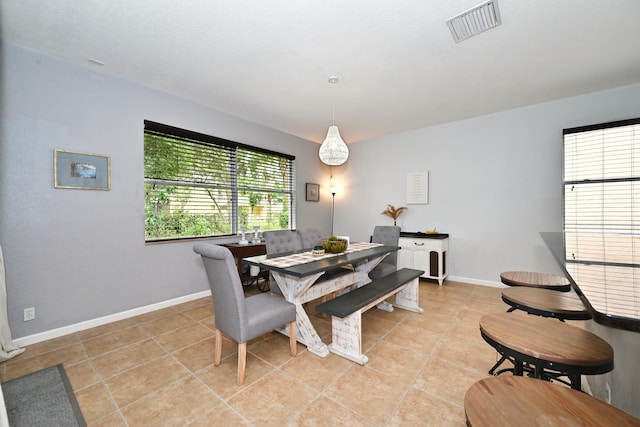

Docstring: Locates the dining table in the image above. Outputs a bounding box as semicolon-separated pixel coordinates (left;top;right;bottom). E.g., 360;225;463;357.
244;242;399;357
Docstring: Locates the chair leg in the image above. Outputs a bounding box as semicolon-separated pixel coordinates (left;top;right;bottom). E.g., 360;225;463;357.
214;329;222;366
289;321;297;356
237;342;247;386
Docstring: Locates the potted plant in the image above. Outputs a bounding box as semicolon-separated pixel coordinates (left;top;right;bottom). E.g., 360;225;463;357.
381;204;407;226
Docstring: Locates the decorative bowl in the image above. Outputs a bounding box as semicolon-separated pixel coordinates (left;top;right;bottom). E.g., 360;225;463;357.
320;238;348;254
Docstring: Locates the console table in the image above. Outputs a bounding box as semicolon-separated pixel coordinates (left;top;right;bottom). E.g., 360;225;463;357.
398;232;449;285
222;242;268;291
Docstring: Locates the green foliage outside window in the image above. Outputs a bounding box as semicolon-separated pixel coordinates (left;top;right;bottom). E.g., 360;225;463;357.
144;121;295;241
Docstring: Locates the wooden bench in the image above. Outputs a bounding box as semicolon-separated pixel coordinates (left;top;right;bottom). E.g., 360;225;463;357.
315;268;424;364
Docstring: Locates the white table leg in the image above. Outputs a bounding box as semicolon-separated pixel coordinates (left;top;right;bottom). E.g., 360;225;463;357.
327;311;369;365
393;277;424;313
272;271;330;357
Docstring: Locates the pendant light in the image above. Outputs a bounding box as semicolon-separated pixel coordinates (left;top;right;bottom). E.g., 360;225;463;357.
319;75;349;166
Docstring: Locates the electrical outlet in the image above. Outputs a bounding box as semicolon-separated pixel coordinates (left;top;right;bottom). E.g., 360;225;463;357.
23;307;35;321
605;382;612;404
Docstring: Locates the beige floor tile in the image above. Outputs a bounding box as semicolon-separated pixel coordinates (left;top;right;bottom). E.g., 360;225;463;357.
105;354;190;407
403;309;454;334
365;304;410;323
247;332;301;367
197;353;273;399
199;315;216;331
77;318;138;341
228;371;318;426
173;335;236;373
153;323;214;352
414;357;487;407
189;404;251;427
92;339;165;379
288;395;375;426
129;306;179;324
431;335;496;377
360;314;398;338
365;340;429;384
65;359;102;391
2;280;512;427
76;382;118;424
82;326;149;358
281;351;353;392
387;387;466;426
181;303;214;321
4;343;88;381
139;312;194;336
383;323;443;356
325;366;409;425
122;375;220;426
89;411;128;427
16;333;81;357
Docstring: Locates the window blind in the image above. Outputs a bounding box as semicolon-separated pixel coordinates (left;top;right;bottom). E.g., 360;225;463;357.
144;121;296;241
563;118;640;320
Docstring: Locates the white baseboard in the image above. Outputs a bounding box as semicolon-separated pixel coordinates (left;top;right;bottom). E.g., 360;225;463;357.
447;275;506;288
13;290;212;347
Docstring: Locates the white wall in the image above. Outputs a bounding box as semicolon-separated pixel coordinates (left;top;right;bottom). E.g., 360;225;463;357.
0;42;331;339
338;83;640;285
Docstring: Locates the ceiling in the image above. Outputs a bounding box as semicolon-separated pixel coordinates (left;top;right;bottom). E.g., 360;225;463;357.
3;0;640;143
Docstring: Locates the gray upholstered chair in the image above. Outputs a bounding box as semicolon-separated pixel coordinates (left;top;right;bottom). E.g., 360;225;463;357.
298;227;323;249
368;225;401;280
263;230;303;294
193;243;296;385
264;230;303;254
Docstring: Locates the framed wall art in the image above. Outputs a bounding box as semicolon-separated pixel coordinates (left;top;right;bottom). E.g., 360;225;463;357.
54;149;111;190
306;182;320;202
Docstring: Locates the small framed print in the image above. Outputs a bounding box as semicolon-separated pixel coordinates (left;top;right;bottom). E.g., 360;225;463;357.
54;149;111;190
306;183;320;202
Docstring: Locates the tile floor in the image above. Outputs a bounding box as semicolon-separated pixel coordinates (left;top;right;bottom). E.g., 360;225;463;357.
0;280;583;426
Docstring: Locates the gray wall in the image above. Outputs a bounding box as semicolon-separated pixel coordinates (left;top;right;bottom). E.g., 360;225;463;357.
0;42;331;339
333;82;640;416
336;83;640;284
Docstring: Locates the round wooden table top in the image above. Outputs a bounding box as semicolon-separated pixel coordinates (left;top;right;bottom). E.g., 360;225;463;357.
501;287;592;320
500;271;571;291
480;311;613;370
465;376;640;427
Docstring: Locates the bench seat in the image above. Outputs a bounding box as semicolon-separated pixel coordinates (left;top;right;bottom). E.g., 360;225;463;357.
315;268;424;364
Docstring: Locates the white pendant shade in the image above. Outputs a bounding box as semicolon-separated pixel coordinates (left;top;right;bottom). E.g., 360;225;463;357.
319;125;349;166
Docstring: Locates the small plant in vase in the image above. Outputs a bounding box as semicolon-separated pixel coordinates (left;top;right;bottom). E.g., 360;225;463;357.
381;204;407;226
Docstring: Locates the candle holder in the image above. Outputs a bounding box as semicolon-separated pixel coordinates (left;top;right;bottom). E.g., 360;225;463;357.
239;227;248;245
252;226;261;243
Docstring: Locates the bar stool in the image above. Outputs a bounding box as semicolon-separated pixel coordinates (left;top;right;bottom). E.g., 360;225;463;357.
465;376;640;427
489;289;592;376
489;271;576;375
480;311;613;390
500;271;571;292
501;287;591;321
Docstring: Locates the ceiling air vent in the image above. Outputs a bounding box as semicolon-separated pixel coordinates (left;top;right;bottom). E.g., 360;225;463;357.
446;0;502;43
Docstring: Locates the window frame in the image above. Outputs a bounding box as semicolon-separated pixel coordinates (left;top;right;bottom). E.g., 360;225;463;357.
562;117;640;327
144;120;296;243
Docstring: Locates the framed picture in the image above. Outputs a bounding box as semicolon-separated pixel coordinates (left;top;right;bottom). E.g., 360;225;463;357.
306;182;320;202
54;149;111;190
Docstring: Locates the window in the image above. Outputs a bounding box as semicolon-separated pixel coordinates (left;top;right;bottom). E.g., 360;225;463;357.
563;118;640;320
144;121;296;242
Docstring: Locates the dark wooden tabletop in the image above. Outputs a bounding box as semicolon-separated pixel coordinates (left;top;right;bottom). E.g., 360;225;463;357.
480;311;613;370
243;245;398;278
465;376;640;427
501;287;591;320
